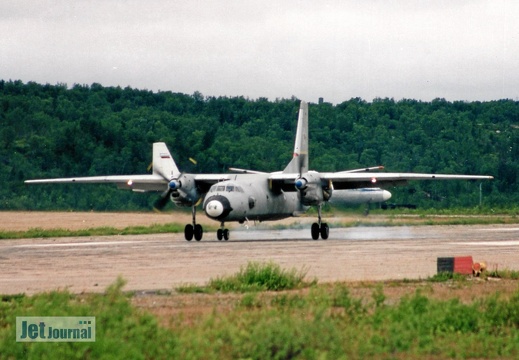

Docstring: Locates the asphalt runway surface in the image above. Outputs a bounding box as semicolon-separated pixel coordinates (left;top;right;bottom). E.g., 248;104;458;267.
1;224;518;295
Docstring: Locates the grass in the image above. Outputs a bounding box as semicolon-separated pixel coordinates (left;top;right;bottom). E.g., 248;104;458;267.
0;277;180;359
209;261;312;292
427;271;469;282
177;261;313;293
0;222;217;239
334;214;515;228
3;267;519;359
486;268;519;280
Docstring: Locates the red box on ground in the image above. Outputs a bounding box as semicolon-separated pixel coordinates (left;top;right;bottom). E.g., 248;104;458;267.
454;256;473;275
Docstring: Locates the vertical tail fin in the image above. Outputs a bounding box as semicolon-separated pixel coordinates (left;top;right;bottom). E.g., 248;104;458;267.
283;101;309;174
152;142;181;179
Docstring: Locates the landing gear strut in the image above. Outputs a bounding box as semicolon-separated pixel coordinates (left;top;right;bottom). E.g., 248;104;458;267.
217;222;230;241
363;202;371;216
311;205;329;240
184;205;203;241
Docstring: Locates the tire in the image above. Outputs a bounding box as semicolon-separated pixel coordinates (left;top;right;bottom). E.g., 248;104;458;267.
223;229;229;241
311;223;320;240
194;224;203;241
217;229;223;241
320;223;329;240
184;224;194;241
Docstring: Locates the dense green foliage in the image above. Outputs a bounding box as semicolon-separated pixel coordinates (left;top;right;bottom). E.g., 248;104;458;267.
3;274;519;359
1;80;517;210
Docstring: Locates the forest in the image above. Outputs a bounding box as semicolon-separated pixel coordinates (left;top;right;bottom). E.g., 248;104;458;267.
1;80;517;211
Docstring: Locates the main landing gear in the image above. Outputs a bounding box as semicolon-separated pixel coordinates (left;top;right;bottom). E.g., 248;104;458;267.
184;206;203;241
311;205;329;240
217;222;230;241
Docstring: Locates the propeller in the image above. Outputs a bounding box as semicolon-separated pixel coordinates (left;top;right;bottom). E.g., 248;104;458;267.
153;189;172;211
153;168;181;211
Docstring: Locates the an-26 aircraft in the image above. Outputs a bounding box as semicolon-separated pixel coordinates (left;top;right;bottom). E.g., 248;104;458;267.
26;101;493;241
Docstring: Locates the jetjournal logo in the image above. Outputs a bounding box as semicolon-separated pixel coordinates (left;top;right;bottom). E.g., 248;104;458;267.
16;317;95;342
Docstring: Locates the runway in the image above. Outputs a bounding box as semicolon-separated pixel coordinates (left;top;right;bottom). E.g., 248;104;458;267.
1;224;518;295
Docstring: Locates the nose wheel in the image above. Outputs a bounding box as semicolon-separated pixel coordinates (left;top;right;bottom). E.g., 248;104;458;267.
311;205;329;240
217;223;230;241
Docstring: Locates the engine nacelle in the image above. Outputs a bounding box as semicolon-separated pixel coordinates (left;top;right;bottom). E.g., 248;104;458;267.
296;172;325;206
169;174;200;206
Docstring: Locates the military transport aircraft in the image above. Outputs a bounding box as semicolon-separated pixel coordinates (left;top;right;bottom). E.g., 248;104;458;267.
26;101;493;241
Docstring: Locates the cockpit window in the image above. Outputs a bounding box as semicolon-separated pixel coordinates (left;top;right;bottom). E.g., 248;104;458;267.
210;183;243;193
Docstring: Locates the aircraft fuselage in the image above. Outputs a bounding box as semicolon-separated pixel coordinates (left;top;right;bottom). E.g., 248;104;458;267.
203;174;304;223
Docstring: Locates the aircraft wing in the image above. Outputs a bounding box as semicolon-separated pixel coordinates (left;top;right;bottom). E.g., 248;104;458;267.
25;174;231;193
269;171;493;191
25;174;168;192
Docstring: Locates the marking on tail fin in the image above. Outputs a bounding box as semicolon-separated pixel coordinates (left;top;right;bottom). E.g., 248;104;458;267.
153;142;180;179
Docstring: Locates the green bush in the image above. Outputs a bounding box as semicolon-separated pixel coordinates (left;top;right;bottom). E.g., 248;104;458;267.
208;261;310;292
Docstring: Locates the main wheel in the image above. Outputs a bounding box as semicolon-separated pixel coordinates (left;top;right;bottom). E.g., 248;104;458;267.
194;224;203;241
320;223;329;240
184;224;194;241
223;229;230;241
217;229;223;241
311;223;320;240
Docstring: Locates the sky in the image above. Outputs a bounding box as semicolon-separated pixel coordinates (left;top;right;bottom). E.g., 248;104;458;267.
2;0;518;104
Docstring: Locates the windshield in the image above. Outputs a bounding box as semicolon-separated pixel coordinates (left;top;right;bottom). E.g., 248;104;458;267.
209;182;243;193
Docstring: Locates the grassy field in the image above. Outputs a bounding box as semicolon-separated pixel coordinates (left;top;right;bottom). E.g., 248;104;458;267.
2;262;519;359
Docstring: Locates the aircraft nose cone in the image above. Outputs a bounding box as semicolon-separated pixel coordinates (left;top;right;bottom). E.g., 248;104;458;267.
204;195;233;220
382;190;392;201
206;200;224;218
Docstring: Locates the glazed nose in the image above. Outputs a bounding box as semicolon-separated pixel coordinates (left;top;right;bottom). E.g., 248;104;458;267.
204;195;232;220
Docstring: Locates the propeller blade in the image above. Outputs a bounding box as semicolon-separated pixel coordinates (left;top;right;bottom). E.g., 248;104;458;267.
153;189;172;211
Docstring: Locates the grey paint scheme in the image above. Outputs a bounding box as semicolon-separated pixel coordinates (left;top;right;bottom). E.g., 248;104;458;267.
204;174;305;222
26;101;493;240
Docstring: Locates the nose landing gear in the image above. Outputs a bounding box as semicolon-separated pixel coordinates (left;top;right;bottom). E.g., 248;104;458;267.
217;223;230;241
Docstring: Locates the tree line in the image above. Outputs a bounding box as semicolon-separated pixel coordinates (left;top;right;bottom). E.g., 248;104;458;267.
1;80;517;211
